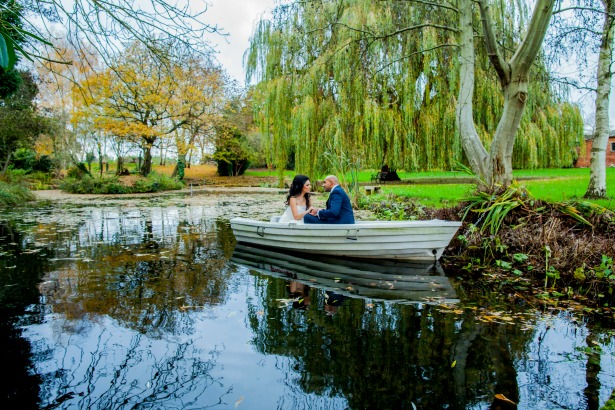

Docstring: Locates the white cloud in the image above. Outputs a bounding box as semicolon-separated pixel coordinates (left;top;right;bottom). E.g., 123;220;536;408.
205;0;277;85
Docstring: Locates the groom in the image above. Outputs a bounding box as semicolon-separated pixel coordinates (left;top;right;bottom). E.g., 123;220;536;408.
304;175;355;224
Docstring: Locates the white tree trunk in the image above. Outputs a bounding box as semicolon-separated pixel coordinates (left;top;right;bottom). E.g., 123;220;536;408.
488;77;529;185
585;0;614;198
484;0;555;186
458;0;555;188
457;0;490;184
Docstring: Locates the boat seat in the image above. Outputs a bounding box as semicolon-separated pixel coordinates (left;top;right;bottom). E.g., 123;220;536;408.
270;216;281;223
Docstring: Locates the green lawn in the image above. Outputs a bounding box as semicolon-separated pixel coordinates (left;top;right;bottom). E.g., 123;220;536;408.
372;184;476;208
368;168;615;209
245;167;615;209
356;169;468;181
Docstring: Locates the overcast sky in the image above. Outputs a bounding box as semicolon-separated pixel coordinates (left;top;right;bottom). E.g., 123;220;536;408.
205;0;277;85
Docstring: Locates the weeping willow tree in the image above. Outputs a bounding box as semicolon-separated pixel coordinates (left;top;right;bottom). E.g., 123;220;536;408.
246;0;584;186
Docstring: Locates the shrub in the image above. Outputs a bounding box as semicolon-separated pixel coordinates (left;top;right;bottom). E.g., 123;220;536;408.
59;172;183;194
2;168;28;184
33;155;55;173
11;148;37;172
145;172;184;191
213;125;252;176
0;180;35;206
60;176;121;194
27;171;53;190
101;181;129;194
60;176;91;193
66;163;91;179
132;178;158;193
9;150;57;175
58;177;75;193
66;167;80;179
216;159;250;176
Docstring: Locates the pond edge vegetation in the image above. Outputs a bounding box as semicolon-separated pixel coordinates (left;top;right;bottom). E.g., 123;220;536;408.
363;181;614;315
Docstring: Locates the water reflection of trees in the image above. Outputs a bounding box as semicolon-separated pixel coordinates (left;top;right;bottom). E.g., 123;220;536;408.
3;209;239;408
34;324;230;409
0;220;52;309
33;208;237;337
246;273;536;409
0;220;49;408
245;271;615;409
5;205;615;409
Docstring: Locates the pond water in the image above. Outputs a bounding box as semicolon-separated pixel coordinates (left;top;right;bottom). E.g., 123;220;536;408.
1;192;615;410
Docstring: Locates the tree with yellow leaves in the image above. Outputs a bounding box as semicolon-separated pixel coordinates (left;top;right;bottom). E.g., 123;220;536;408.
168;55;226;179
78;39;226;176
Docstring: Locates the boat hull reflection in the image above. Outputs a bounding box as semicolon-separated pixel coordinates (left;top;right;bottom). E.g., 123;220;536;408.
231;244;458;304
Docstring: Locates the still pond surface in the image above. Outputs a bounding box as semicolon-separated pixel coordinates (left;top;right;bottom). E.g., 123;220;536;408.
1;192;615;409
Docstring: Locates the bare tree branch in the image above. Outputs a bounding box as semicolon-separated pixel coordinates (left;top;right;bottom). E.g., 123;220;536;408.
385;0;459;14
476;0;510;86
376;43;459;73
25;1;224;72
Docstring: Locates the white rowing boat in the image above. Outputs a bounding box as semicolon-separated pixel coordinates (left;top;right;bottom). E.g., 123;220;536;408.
230;217;462;261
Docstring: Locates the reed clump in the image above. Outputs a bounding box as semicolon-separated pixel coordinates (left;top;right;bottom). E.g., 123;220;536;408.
442;183;614;309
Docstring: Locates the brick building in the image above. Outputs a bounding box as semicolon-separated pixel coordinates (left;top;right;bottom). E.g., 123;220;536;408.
575;131;615;167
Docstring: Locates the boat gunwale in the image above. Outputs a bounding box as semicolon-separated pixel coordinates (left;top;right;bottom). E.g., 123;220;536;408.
230;217;462;230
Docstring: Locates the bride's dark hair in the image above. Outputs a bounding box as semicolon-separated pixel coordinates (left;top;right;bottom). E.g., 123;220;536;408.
285;174;311;208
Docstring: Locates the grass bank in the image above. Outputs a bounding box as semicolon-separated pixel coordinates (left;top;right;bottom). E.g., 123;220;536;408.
355;174;614;313
439;185;614;315
243;167;614;209
366;168;615;210
0;180;35;207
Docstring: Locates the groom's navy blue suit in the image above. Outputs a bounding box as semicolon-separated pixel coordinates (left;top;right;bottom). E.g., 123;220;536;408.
304;185;355;224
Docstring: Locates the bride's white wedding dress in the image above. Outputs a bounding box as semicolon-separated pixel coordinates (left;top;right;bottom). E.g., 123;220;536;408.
278;205;306;224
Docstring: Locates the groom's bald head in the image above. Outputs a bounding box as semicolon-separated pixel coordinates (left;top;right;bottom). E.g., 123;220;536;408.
325;175;338;184
323;175;339;192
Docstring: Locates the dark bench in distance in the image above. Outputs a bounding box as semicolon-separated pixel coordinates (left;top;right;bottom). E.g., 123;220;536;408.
370;171;388;183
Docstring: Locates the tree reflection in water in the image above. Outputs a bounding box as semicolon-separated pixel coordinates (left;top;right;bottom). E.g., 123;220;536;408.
32;319;228;409
0;204;614;409
244;265;615;410
6;207;238;408
0;221;47;409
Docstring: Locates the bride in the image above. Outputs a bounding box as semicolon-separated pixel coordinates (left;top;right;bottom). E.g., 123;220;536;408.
278;174;314;224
